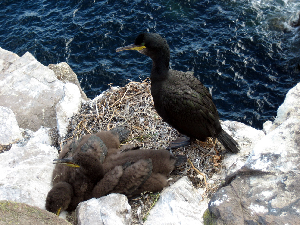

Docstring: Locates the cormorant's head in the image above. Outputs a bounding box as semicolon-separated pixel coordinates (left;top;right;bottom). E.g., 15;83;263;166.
116;33;170;62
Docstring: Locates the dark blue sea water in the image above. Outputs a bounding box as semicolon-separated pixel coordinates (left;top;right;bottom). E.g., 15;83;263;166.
0;0;300;129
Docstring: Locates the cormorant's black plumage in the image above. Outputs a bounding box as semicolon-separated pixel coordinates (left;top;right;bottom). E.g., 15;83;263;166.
117;33;239;153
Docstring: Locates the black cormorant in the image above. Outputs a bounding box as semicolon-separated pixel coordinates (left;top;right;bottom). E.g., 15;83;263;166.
116;33;239;153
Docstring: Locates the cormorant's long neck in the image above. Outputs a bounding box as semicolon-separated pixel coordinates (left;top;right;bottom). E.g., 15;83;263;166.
149;49;170;82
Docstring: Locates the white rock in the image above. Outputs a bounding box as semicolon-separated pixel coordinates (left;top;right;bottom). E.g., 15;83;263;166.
48;62;89;101
208;82;300;224
245;82;300;173
56;83;82;137
221;121;265;175
273;82;300;127
144;176;206;225
262;120;273;134
0;48;84;134
0;47;19;73
0;106;22;145
0;127;58;209
0;49;65;131
76;194;131;225
247;116;300;173
5;52;57;83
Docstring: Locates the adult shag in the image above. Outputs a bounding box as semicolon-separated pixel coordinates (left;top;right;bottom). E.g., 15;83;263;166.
116;33;239;153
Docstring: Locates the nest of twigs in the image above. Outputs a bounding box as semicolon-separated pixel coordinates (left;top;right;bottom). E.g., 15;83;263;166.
62;79;225;224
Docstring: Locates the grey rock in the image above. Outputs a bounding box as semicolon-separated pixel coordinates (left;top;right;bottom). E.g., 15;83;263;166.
208;82;300;225
144;176;207;225
0;106;22;145
209;172;300;225
76;194;131;225
48;62;89;101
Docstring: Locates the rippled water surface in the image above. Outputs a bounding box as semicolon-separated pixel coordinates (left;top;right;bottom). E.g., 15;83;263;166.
1;0;300;129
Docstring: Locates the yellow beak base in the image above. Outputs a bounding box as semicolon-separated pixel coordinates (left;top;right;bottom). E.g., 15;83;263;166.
53;158;80;168
56;207;62;216
116;44;146;52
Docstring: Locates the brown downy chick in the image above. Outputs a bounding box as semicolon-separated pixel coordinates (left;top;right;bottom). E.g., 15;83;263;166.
99;126;130;149
131;173;168;196
46;182;73;215
52;127;130;186
92;159;153;198
46;152;104;213
112;159;153;195
46;127;129;214
78;126;130;155
92;149;178;198
58;126;130;163
103;149;176;176
92;166;124;198
55;152;104;183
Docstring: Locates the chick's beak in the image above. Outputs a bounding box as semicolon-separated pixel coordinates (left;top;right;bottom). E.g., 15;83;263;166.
53;158;80;168
56;207;62;216
116;44;146;52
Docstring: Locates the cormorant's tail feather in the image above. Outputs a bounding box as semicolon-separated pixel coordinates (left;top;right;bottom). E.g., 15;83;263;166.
217;129;239;153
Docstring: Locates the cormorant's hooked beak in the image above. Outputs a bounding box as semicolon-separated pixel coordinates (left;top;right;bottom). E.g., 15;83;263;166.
53;158;80;168
116;44;146;52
